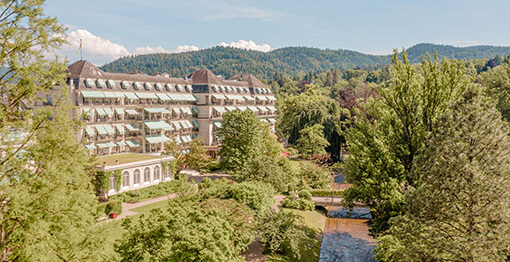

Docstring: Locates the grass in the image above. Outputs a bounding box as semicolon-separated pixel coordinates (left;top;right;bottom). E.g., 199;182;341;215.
131;199;171;213
282;208;326;232
96;153;161;165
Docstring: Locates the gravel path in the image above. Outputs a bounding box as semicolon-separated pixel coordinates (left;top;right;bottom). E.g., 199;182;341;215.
112;193;178;220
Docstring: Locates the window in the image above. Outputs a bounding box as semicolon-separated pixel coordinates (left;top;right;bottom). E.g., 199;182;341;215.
185;85;192;92
121;81;130;89
154;166;160;180
165;84;173;92
109;175;116;190
84;78;95;88
134;169;141;184
155;83;163;91
144;82;153;91
107;79;116;89
122;171;130;187
133;82;142;90
144;167;150;182
96;79;106;88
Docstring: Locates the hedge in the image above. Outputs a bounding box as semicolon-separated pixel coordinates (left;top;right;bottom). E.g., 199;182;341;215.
96;200;122;218
109;180;180;203
309;189;343;197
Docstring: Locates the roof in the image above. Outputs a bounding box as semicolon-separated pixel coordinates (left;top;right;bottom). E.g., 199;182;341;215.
229;73;267;88
190;69;224;85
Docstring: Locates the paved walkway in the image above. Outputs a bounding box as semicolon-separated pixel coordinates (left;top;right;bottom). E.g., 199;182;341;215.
113;193;178;220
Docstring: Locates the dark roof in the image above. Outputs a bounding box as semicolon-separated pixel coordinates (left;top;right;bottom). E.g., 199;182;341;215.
229;73;267;88
190;69;224;85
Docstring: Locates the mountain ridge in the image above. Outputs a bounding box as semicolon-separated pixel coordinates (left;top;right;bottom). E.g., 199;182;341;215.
100;43;510;80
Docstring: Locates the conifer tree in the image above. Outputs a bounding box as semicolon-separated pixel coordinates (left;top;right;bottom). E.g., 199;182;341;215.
376;89;510;261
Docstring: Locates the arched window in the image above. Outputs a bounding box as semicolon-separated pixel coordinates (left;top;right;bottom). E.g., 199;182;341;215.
144;167;151;182
134;169;141;184
122;171;130;187
154;166;160;180
109;175;116;190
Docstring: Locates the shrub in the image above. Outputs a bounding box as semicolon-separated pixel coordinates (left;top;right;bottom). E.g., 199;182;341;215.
297;161;332;189
282;195;314;211
96;200;122;217
298;189;312;200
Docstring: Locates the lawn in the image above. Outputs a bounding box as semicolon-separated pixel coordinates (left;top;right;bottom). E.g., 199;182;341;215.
96;153;161;165
282;208;326;232
131;199;171;213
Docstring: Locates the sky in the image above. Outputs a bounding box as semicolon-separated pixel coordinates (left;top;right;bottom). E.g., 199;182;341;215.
44;0;510;65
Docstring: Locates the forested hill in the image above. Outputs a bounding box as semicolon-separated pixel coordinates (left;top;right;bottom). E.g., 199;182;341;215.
100;43;510;79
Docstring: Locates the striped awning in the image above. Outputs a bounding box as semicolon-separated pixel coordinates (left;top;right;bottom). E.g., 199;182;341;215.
125;109;139;115
114;108;125;115
212;94;226;100
213;107;226;113
124;124;139;132
123;92;138;99
81;90;104;98
144;108;171;114
85;126;95;136
145;135;171;144
114;124;125;134
136;92;158;99
156;93;171;101
244;95;255;101
144;121;174;130
180;107;192;115
126;140;140;147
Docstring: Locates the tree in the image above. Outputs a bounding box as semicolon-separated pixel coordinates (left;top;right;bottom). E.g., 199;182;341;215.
115;199;243;262
185;137;211;172
343;51;469;234
479;63;510;121
278;87;343;159
376;90;510;261
0;1;105;260
297;161;331;189
163;140;185;176
296;124;330;158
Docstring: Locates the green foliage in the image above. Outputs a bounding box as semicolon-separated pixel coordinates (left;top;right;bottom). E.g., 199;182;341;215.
343;50;469;234
199;198;256;253
279;88;343;159
101;44;510;80
296;161;332;189
109;180;182;203
296;124;330;158
184;137;211;172
94;171;110;196
0;1;107;260
281;194;314;211
309;189;343;197
258;210;320;261
115;200;243;262
479;63;510;121
114;170;122;191
96;200;122;217
163;140;185;174
375;90;510;261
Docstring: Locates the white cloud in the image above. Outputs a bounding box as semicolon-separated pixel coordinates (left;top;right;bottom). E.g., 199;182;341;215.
65;29;130;60
217;39;271;52
133;45;199;55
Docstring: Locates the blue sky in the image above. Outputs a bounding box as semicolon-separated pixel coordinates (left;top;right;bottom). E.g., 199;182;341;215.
45;0;510;65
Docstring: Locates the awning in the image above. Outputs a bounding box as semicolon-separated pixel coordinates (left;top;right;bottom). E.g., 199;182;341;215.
81;91;104;99
212;94;226;100
82;108;94;117
85;126;95;136
126;140;140;147
192;120;200;128
102;92;117;99
136;92;158;99
103;125;115;135
103;108;113;116
114;108;125;115
192;107;199;113
144;108;171;114
181;120;193;129
96;143;110;149
247;106;258;112
244;95;255;101
266;106;277;112
144;121;174;130
181;135;189;143
214;121;222;128
85;144;96;149
95;125;107;135
125;124;139;132
226;95;244;101
225;106;236;111
181;107;192;115
213;107;226;113
257;106;269;112
181;94;196;101
156;93;171;101
237;106;247;111
113;92;125;98
116;141;126;146
114;124;125;134
95;108;107;116
256;96;268;101
266;96;277;101
172;121;181;130
145;135;171;144
172;107;181;114
123;92;138;99
125;109;139;115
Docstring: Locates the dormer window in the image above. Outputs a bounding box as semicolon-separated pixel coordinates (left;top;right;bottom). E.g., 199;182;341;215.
121;81;130;90
165;84;174;92
96;79;106;89
212;85;218;92
175;84;183;92
185;85;192;92
133;82;142;90
219;86;224;92
106;79;116;89
84;78;95;88
144;82;153;91
155;83;163;91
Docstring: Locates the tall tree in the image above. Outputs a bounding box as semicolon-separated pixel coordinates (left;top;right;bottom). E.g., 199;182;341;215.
343;51;468;234
376;90;510;261
0;0;105;260
296;124;330;158
479;63;510;121
185;137;211;172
